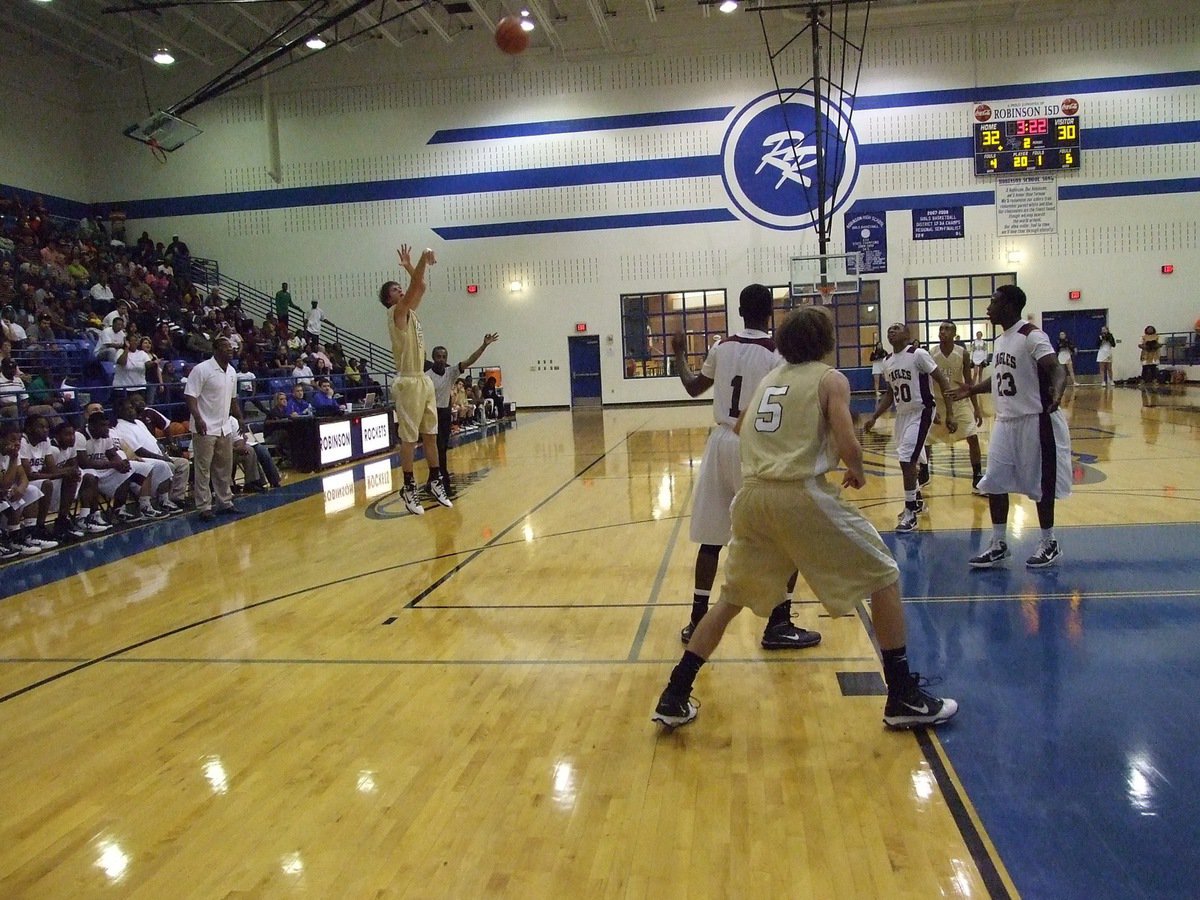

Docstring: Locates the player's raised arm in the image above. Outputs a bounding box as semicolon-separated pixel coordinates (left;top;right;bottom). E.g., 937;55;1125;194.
670;332;714;397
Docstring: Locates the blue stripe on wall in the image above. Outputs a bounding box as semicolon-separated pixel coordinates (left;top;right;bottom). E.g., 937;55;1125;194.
428;107;735;144
845;192;994;217
433;208;738;240
1060;177;1200;200
110;156;722;219
855;70;1200;111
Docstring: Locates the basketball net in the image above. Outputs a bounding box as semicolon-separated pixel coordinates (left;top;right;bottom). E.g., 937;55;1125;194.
816;283;836;306
148;138;167;165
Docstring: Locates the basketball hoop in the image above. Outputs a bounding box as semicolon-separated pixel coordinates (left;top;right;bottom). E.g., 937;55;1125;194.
148;138;168;165
816;283;836;306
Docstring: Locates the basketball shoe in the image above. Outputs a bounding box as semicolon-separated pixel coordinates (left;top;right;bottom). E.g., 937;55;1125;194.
400;483;424;516
427;479;453;508
896;508;918;533
969;540;1010;568
680;622;696;645
917;462;931;488
651;691;699;728
883;673;958;729
1026;539;1062;568
761;620;822;650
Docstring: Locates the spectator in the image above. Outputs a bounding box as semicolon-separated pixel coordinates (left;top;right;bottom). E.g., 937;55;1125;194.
2;307;27;348
103;300;130;329
303;300;325;347
481;375;505;420
1056;332;1078;387
113;335;156;399
311;377;341;416
274;283;299;336
1138;325;1161;384
231;417;280;491
291;355;314;388
0;357;26;418
284;383;313;418
95;315;126;362
90;273;115;305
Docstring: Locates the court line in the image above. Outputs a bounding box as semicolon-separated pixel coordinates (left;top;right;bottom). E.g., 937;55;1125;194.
99;655;877;666
906;588;1200;604
917;729;1015;900
625;478;695;662
402;412;663;609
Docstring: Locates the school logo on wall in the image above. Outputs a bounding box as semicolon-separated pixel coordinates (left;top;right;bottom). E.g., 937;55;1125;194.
721;89;860;231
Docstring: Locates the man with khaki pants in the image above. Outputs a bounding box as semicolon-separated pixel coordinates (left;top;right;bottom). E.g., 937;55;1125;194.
185;338;241;522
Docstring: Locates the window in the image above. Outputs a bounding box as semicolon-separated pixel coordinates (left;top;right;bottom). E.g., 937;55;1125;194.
903;272;1016;347
621;289;727;379
769;282;881;369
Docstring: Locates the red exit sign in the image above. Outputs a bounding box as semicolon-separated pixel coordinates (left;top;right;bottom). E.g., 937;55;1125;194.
575;323;587;332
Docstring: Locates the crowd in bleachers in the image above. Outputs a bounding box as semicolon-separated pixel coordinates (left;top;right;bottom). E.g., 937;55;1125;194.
0;194;390;560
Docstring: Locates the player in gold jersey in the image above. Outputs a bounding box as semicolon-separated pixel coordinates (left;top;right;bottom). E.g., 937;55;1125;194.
378;244;452;515
652;306;958;731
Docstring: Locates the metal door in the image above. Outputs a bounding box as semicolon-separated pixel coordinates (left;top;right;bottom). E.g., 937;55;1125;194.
1041;308;1107;376
568;335;602;406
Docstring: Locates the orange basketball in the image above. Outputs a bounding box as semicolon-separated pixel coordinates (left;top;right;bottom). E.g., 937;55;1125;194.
495;16;529;55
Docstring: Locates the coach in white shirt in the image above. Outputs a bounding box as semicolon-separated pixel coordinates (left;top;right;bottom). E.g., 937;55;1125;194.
185;338;242;520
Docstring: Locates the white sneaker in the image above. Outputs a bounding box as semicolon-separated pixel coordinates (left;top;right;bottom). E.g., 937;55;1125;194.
25;532;59;549
15;536;42;556
427;479;453;509
140;505;167;519
83;515;112;533
400;483;424;516
160;498;183;513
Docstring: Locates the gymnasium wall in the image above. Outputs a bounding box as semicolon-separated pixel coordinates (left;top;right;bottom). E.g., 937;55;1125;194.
17;4;1200;405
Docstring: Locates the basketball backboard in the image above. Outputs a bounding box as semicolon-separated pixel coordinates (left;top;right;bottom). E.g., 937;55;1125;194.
790;252;863;303
123;110;203;152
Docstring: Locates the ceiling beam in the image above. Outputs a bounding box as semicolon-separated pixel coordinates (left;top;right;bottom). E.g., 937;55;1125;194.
85;0;212;65
522;0;563;52
415;6;453;43
171;6;252;55
0;11;120;72
32;2;149;62
467;0;496;32
343;0;403;48
583;0;614;50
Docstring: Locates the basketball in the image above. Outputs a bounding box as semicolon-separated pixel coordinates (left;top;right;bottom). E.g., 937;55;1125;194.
495;16;529;55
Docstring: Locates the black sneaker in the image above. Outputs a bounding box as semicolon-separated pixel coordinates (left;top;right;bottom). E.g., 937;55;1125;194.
895;509;918;533
680;622;696;645
969;540;1010;568
1026;539;1063;568
883;674;958;729
651;690;699;729
761;621;822;650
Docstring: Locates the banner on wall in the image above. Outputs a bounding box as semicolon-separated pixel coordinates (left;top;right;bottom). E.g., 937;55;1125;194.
996;175;1058;235
844;212;887;273
912;207;965;240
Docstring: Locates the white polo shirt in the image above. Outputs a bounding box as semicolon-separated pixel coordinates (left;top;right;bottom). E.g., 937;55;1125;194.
185;357;238;436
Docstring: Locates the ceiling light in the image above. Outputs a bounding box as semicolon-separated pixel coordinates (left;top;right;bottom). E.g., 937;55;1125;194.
509;280;524;293
719;0;738;12
1006;250;1023;263
519;9;535;31
152;48;175;65
305;35;327;50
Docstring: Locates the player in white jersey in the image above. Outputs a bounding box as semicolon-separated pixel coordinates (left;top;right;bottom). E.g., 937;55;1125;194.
671;284;818;650
653;306;957;731
861;323;954;533
951;284;1070;568
427;333;498;496
928;321;985;493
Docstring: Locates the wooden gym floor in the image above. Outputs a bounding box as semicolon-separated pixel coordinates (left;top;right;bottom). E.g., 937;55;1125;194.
0;383;1197;898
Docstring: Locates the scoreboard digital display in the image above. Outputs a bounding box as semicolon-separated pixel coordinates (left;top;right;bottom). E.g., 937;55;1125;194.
973;116;1080;175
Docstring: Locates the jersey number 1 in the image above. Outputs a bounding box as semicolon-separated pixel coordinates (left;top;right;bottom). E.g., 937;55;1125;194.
729;376;743;418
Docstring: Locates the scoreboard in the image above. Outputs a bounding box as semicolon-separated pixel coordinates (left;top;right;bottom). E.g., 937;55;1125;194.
973;116;1080;175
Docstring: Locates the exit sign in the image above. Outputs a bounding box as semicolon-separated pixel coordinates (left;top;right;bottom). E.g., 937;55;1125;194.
1068;290;1082;301
575;323;587;332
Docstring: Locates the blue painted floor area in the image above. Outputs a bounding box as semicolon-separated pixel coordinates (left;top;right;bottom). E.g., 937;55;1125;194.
885;524;1200;900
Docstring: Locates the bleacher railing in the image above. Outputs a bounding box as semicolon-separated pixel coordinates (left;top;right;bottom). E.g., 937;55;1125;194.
189;257;394;373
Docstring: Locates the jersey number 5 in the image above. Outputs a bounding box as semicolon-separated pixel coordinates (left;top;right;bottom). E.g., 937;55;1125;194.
754;386;789;432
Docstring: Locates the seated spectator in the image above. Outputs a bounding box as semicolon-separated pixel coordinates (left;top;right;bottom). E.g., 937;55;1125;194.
236;358;270;417
0;357;27;418
308;344;332;372
111;398;187;513
90;273;115;305
284;383;313;418
291;356;314;387
451;378;474;424
266;391;289;420
231;417;281;491
311;377;341;416
481;375;505;419
95;315;126;362
103;300;130;329
2;307;28;348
